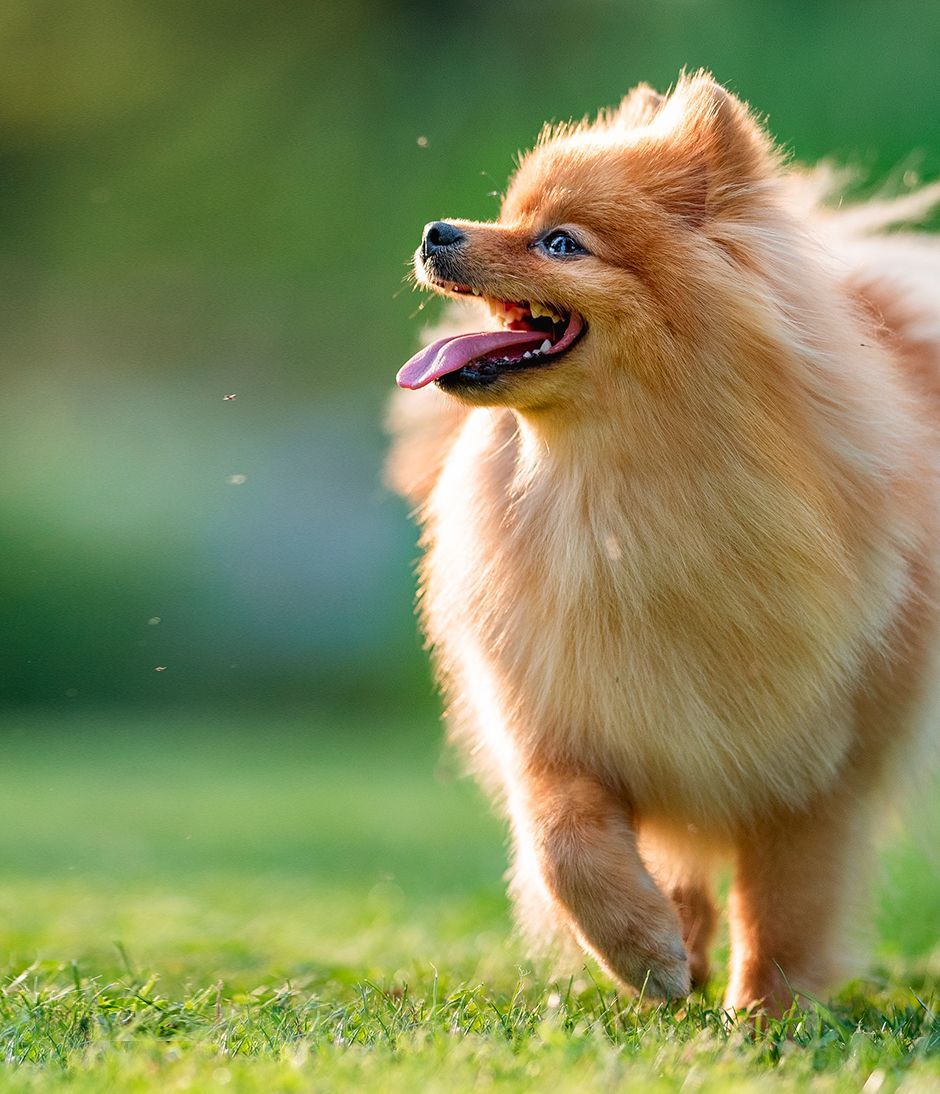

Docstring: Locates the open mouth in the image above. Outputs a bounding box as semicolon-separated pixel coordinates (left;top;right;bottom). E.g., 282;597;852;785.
397;288;585;390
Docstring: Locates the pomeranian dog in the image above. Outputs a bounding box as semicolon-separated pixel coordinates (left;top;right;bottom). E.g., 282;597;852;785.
387;72;940;1013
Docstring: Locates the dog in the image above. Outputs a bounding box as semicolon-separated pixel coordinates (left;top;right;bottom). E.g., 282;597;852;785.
386;72;940;1013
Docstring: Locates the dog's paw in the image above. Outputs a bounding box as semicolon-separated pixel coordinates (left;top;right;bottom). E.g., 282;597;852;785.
600;923;691;1000
641;942;692;1000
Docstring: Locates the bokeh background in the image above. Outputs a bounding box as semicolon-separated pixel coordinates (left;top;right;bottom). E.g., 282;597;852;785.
3;0;940;720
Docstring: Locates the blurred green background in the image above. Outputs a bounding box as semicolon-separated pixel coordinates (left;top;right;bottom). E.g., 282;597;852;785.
1;0;939;718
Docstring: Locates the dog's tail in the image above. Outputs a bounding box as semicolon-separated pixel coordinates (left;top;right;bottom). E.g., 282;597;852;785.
802;166;940;413
789;163;940;238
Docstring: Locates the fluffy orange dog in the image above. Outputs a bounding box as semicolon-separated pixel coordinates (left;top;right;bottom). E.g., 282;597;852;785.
387;73;940;1013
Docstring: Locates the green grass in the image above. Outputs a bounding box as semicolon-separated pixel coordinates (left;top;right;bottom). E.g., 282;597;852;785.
0;713;935;1091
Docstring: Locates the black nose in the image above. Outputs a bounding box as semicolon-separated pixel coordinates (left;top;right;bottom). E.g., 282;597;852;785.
422;220;465;257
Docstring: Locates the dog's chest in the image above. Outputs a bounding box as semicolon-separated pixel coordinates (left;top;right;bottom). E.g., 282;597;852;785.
424;412;860;823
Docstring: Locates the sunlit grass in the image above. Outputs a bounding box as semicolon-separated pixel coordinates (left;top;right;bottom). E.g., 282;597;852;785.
0;713;935;1090
0;966;936;1092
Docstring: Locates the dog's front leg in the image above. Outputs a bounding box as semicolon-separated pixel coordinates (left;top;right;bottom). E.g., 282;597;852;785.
726;789;867;1015
516;765;691;998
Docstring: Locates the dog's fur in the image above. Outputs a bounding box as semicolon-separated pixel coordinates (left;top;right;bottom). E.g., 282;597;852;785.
386;73;940;1012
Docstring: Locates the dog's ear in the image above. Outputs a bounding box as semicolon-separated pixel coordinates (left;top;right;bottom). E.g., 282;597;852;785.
641;73;776;224
612;83;665;128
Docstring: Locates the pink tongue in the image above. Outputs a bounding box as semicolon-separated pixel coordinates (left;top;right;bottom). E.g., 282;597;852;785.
397;329;546;389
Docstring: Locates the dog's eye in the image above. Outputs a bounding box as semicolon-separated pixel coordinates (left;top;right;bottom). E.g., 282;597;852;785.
539;230;588;258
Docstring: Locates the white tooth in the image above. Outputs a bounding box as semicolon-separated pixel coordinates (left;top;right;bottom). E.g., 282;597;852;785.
540;339;552;352
523;351;532;358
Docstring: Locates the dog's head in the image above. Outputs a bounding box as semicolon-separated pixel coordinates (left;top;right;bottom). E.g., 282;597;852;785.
398;73;779;411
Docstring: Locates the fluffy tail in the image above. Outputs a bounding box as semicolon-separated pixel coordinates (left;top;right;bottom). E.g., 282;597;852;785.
801;168;940;411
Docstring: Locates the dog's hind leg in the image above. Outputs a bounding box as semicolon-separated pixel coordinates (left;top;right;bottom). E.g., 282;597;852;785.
669;880;718;989
637;826;721;990
639;831;722;997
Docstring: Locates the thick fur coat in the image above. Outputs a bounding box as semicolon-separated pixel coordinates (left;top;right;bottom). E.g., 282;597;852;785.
386;74;940;1012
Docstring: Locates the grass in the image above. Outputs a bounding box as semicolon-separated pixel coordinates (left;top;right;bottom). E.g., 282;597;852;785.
0;712;935;1091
